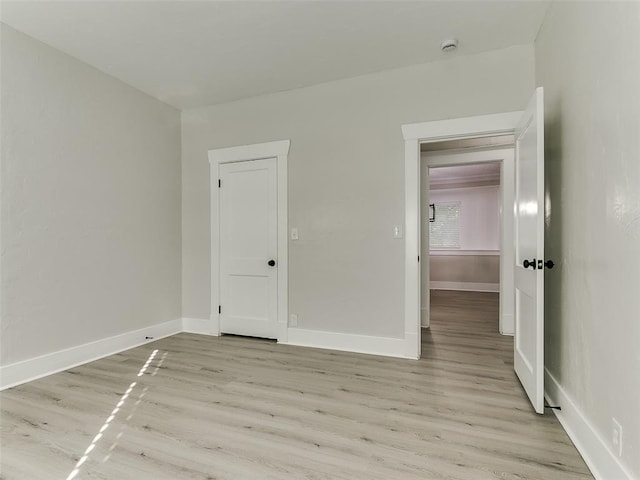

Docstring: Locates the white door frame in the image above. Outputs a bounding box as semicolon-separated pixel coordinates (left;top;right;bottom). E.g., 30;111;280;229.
208;140;290;343
402;112;522;358
422;147;515;335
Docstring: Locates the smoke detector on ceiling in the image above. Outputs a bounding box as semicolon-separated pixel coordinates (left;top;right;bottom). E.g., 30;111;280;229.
440;39;458;53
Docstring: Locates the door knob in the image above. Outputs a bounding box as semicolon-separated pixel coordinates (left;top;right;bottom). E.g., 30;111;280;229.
268;259;276;267
523;258;536;270
544;260;554;269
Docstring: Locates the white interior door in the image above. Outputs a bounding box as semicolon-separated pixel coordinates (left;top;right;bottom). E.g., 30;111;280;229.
514;87;545;414
219;158;278;339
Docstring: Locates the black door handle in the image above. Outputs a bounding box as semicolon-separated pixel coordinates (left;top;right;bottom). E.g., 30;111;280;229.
523;258;536;270
544;260;554;269
268;259;276;267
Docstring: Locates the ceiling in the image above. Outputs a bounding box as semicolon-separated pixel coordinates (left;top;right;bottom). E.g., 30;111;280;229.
0;1;549;109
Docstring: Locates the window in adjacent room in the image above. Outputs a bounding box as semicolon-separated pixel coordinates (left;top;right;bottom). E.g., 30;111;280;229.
429;201;461;249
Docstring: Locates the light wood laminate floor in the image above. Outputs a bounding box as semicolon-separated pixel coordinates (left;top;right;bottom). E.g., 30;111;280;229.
1;291;592;479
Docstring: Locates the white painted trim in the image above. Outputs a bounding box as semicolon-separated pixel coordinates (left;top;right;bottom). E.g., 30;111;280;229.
500;314;514;337
182;317;219;336
421;145;514;164
276;153;289;343
284;328;418;360
1;317;418;391
403;113;522;354
402;112;523;142
429;250;500;256
210;154;221;335
429;281;499;292
430;181;500;190
209;140;290;343
404;139;422;355
208;140;290;164
545;369;634;480
0;319;182;391
499;153;516;336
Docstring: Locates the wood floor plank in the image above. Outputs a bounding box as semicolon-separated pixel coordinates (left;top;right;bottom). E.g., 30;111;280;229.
0;291;592;479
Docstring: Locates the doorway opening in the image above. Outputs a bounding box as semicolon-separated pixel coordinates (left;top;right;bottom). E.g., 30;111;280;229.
208;139;290;343
420;138;515;338
402;93;546;413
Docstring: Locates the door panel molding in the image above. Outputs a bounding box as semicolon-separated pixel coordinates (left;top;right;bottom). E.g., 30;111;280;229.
209;140;290;343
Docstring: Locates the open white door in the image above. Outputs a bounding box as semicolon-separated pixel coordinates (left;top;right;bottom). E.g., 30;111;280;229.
514;87;546;413
219;158;278;339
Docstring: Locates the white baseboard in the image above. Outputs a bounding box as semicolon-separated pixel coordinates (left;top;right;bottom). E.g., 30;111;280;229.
420;308;430;328
500;313;514;336
430;281;499;292
284;328;417;359
0;319;182;391
182;317;218;336
1;320;419;391
545;368;634;480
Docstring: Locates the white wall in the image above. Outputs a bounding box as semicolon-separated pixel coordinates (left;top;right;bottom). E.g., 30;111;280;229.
429;255;499;286
182;45;534;339
0;25;182;366
536;3;640;478
424;185;500;292
428;186;500;251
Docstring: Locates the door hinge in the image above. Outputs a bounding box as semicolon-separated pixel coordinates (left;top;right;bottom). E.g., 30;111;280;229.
218;305;221;314
418;255;420;262
218;179;221;188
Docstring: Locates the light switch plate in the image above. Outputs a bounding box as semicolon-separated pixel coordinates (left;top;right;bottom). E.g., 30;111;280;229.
291;227;299;240
289;314;298;327
393;225;404;238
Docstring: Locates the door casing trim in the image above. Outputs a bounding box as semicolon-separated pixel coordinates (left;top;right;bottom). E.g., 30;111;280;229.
402;112;522;359
209;140;290;342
